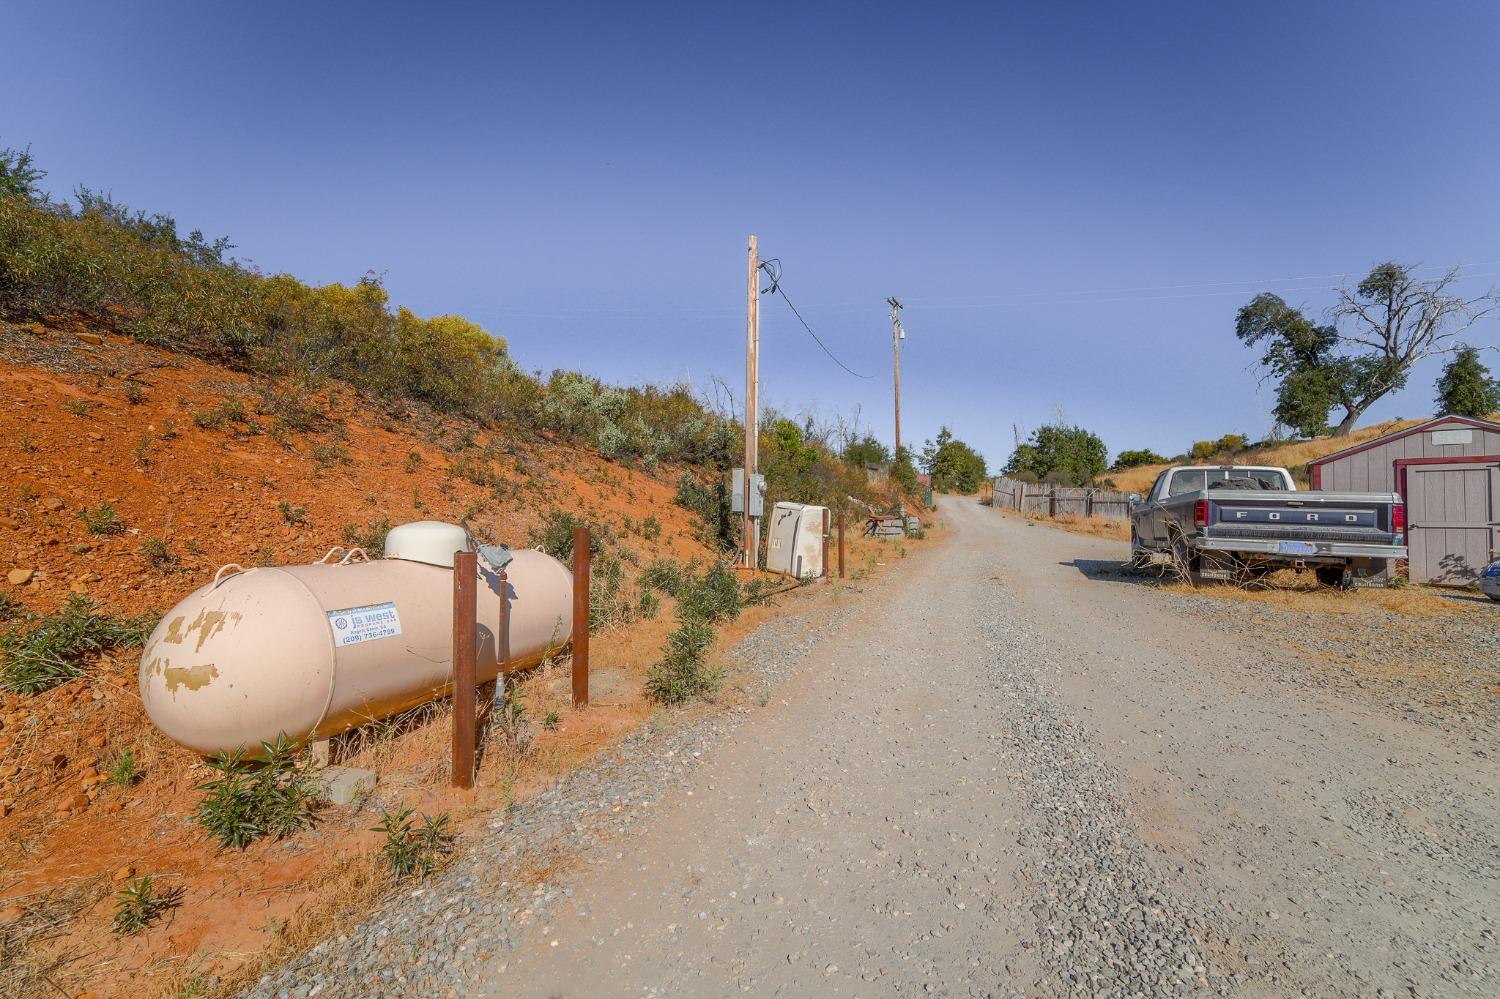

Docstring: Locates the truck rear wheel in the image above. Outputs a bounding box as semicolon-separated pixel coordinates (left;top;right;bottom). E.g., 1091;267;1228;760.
1314;566;1346;589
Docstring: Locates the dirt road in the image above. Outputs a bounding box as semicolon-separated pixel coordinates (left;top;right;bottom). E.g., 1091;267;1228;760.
480;496;1498;998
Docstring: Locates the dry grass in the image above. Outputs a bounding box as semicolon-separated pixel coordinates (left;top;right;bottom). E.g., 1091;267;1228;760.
1108;417;1439;495
141;855;392;999
1161;570;1473;619
994;505;1131;542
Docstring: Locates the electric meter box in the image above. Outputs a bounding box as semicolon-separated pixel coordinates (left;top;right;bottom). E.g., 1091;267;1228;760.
730;469;766;517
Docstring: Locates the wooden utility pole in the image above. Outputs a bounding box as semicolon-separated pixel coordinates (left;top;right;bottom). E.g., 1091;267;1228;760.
744;235;761;569
888;297;904;456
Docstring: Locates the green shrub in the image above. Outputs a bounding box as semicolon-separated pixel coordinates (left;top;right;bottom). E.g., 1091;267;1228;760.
195;735;317;850
192;397;248;430
375;806;453;878
645;613;720;705
78;502;125;535
529;510;584;562
0;594;155;694
341;517;392;552
277;501;308;525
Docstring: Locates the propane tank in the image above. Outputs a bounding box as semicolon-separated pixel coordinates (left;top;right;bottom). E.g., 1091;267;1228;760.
138;522;573;757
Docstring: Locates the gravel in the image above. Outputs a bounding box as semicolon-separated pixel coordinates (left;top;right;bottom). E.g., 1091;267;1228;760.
979;601;1230;997
242;585;867;999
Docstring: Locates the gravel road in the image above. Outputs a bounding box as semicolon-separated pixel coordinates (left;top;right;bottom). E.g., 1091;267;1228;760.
250;496;1499;998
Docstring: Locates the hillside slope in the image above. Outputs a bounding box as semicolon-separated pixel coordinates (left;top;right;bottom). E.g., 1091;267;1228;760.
1;321;867;997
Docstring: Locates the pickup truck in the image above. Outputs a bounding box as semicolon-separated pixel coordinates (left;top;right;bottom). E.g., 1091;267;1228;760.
1129;465;1406;588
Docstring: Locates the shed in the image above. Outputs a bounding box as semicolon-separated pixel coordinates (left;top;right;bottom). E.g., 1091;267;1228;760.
1309;416;1500;584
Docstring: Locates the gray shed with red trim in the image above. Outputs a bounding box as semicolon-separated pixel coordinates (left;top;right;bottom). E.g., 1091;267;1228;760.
1309;416;1500;584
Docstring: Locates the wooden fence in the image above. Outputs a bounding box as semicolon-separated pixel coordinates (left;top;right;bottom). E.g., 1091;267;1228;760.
988;476;1131;520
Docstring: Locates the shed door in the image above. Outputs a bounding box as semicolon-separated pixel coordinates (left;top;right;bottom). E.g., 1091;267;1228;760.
1406;462;1500;584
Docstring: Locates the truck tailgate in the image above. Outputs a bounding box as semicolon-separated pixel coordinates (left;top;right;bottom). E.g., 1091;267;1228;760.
1203;490;1402;546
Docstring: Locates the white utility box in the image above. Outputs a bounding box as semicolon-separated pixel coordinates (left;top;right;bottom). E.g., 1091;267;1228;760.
765;502;827;579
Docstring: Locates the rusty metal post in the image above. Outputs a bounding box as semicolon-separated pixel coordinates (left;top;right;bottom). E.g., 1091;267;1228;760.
821;508;830;578
451;549;477;790
572;526;590;707
837;511;846;579
497;564;510;682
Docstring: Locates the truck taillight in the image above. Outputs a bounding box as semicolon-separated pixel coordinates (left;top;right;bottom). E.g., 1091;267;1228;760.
1392;503;1405;537
1194;499;1209;528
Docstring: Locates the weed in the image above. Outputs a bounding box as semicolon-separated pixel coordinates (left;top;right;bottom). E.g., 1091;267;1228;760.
375;807;454;878
0;593;155;694
122;380;146;404
636;590;661;619
0;590;19;621
18;435;37;452
78;502;126;535
192;397;248;430
108;749;140;787
63;399;94;417
194;735;318;850
132;435;154;467
645;612;720;705
278;500;308;526
757;686;772;707
542;709;561;732
341;516;392;552
112;875;180;935
404;450;422;473
184;537;205;557
140;535;181;573
311;440;351;473
529;509;585;561
493;683;532;755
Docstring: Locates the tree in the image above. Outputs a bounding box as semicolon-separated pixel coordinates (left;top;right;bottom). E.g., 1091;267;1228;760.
890;445;921;494
919;427;987;493
1004;424;1107;486
842;432;890;469
1435;346;1500;418
1111;448;1166;470
1187;434;1249;461
0;145;45;201
1236;263;1499;436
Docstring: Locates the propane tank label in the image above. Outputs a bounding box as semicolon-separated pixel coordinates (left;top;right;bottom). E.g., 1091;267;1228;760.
326;601;403;647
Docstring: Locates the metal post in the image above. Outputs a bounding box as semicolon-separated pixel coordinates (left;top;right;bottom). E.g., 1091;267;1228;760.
837;511;846;579
572;526;590;707
821;508;830;578
451;549;477;790
497;565;510;685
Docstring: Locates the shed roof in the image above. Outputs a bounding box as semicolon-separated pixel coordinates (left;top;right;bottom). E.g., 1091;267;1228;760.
1308;415;1500;468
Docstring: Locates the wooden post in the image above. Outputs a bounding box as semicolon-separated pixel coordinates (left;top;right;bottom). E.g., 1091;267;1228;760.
889;297;903;456
451;549;477;790
572;527;590;707
744;235;760;569
837;510;846;579
1049;489;1058;518
821;508;830;578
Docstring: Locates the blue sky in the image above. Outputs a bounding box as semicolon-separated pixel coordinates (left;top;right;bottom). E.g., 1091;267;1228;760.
8;0;1499;468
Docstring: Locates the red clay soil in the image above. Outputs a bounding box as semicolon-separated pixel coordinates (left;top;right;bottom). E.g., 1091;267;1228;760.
0;322;731;996
0;321;932;998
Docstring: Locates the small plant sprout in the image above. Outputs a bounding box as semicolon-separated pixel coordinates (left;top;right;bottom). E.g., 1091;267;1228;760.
109;749;140;787
112;875;180;935
123;380;146;404
63;399;94;417
278;500;308;526
140;536;181;573
78;502;126;535
194;735;317;849
542;709;561;732
375;806;453;878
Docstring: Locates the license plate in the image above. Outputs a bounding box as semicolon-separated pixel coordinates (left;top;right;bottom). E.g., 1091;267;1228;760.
1277;541;1318;555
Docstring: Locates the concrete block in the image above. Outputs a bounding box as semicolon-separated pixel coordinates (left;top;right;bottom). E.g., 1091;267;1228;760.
317;766;376;806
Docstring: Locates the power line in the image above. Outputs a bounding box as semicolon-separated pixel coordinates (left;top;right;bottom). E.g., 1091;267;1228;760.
758;259;876;379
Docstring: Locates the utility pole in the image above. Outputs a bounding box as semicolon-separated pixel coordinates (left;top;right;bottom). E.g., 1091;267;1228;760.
744;235;761;569
888;297;904;456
